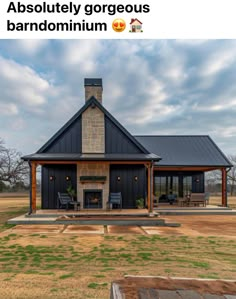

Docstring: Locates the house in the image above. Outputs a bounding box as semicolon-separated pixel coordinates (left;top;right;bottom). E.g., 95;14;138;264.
130;18;142;32
22;78;232;213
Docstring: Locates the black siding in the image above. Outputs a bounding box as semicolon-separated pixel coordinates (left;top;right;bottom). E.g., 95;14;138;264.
105;116;143;154
41;117;82;153
110;165;146;208
191;173;205;193
42;164;77;209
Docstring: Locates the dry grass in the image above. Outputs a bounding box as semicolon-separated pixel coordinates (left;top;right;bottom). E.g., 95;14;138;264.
209;195;236;208
0;195;236;298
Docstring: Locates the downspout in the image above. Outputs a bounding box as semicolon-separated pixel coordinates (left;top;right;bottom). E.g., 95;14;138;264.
28;161;32;215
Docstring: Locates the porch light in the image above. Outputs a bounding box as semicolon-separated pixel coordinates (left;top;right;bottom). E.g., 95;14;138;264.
134;176;138;182
117;176;121;182
49;175;55;181
66;176;71;181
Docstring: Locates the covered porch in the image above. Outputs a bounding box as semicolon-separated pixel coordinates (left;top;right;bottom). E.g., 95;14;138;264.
27;162;229;214
151;165;229;209
27;157;156;214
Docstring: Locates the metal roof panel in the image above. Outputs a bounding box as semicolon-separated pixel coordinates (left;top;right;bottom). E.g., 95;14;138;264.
135;135;232;167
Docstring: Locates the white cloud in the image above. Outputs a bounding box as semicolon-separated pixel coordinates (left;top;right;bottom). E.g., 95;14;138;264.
10;118;26;130
175;40;208;45
213;126;236;138
194;97;236;112
0;56;50;108
0;103;18;115
61;40;102;73
15;40;48;55
202;49;236;76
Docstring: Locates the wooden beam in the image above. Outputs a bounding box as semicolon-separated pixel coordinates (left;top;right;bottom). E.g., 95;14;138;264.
150;163;154;212
31;162;37;213
38;161;78;165
222;168;227;207
147;163;151;212
29;162;32;214
110;161;150;165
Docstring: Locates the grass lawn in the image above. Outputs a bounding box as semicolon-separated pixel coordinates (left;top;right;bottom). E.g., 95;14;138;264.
0;196;236;298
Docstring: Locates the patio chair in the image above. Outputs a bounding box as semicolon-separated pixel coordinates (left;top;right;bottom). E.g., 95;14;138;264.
167;194;177;205
107;192;122;210
57;192;80;211
204;192;210;205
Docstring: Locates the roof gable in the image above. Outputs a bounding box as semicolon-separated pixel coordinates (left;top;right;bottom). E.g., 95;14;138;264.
38;97;149;155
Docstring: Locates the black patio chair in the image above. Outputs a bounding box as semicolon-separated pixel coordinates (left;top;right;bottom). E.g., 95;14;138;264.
167;194;177;205
57;192;80;211
107;192;122;209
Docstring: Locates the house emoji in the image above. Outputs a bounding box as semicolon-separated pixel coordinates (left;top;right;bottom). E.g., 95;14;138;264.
130;18;142;32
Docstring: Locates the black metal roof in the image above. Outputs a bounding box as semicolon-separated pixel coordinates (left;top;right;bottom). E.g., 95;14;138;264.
22;153;160;162
37;96;149;154
135;135;232;167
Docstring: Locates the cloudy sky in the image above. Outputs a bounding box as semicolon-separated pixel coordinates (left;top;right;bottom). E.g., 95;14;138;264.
0;39;236;156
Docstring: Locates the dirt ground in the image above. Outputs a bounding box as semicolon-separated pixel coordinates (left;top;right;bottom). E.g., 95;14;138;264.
0;197;29;211
5;215;236;238
1;196;236;298
159;215;236;238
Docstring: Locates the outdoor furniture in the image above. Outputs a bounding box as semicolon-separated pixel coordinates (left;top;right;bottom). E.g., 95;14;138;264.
177;198;188;207
57;192;80;211
204;192;210;205
188;193;206;207
167;194;177;205
153;196;159;207
107;192;122;210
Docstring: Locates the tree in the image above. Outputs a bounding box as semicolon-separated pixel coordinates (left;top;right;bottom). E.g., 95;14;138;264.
205;170;221;194
227;155;236;196
0;138;29;187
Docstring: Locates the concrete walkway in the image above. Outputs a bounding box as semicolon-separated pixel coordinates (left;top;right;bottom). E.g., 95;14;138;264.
3;224;164;235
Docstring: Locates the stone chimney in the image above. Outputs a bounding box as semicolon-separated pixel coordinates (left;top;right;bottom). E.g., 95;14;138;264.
84;78;103;103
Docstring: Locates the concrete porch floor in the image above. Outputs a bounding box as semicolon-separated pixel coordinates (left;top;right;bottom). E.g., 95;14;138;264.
32;204;236;217
34;208;149;216
7;204;236;226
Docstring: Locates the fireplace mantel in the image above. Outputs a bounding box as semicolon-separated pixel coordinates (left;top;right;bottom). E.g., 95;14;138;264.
80;176;106;184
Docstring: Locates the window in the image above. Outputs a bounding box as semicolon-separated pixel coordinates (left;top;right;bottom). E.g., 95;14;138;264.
183;176;192;195
154;175;179;197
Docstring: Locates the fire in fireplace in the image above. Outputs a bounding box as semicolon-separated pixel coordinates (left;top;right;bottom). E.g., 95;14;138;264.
84;190;103;209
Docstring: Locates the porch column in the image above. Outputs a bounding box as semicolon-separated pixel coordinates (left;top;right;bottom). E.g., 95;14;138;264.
28;162;32;214
150;163;154;212
31;162;37;213
222;168;227;207
147;163;152;212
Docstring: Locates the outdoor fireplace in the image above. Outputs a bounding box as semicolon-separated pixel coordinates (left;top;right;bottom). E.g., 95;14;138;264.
84;190;103;209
